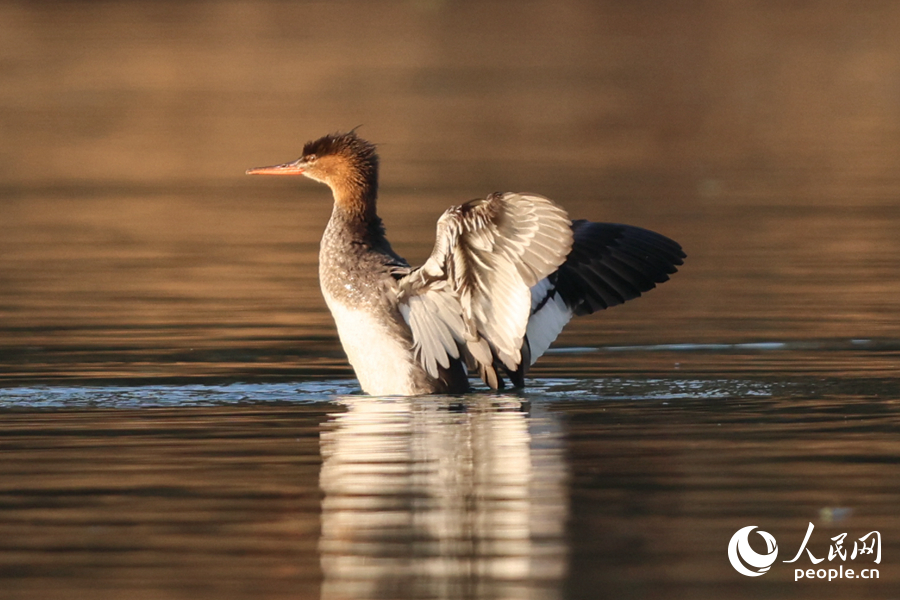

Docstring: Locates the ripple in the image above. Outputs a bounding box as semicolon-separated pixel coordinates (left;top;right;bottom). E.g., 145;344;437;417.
588;338;898;353
0;380;360;409
0;376;780;409
525;377;777;401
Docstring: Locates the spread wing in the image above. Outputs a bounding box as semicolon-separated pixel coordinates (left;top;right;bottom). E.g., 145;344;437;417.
525;220;686;363
397;192;573;388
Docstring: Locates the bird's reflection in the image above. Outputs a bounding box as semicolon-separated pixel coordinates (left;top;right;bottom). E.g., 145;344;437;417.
319;395;568;600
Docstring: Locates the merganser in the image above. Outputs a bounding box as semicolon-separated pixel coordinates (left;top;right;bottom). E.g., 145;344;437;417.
247;132;685;396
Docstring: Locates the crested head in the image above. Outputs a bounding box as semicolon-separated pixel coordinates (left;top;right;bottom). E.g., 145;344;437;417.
300;131;378;189
302;131;378;166
247;130;381;220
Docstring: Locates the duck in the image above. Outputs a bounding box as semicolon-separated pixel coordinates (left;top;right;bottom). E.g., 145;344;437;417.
247;131;684;396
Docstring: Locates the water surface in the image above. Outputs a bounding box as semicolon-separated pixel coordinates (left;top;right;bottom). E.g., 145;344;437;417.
2;379;899;600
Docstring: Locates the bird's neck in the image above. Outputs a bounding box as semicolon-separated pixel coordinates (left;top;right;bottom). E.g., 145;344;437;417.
326;179;387;247
332;185;377;222
329;163;379;223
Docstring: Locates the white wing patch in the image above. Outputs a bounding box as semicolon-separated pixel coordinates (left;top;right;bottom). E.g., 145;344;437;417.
398;192;573;386
525;277;574;365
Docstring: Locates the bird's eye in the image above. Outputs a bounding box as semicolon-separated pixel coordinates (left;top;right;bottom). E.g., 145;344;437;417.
304;154;317;164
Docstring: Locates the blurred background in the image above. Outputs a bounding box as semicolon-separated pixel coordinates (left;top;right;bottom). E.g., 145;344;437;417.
1;0;899;380
2;4;900;600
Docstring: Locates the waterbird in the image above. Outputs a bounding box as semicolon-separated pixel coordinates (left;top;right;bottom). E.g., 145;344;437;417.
247;131;685;395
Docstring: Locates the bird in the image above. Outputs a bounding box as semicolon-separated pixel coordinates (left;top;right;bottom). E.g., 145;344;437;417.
247;131;684;396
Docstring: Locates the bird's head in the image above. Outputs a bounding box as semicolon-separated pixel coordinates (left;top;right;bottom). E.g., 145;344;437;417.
247;131;379;206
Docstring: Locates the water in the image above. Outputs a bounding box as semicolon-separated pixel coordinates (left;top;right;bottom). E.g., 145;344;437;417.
2;380;899;599
2;1;900;598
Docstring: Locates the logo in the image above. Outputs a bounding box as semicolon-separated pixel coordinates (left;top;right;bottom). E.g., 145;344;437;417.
727;523;881;581
728;525;779;577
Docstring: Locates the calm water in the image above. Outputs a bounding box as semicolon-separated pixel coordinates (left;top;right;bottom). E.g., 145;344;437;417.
2;1;900;599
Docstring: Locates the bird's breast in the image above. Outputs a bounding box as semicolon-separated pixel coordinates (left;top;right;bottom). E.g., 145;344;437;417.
321;289;424;396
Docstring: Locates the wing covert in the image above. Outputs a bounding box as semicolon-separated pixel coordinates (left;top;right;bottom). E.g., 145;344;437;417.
399;192;573;387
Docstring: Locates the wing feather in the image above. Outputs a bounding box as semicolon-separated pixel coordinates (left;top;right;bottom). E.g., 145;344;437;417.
399;287;465;379
398;192;573;388
398;201;685;389
523;221;686;363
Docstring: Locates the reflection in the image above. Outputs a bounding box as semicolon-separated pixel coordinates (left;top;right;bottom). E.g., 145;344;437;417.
319;396;568;600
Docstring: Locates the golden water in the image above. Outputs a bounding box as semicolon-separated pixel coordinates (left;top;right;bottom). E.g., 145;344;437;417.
1;1;900;598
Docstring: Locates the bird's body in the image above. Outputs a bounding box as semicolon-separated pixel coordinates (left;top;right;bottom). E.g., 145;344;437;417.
316;206;465;395
248;132;684;396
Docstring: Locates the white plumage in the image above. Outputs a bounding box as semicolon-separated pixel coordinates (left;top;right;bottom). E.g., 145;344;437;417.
398;192;573;383
525;277;575;365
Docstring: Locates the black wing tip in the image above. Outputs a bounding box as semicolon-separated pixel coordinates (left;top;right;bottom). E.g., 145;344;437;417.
556;220;685;316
